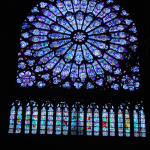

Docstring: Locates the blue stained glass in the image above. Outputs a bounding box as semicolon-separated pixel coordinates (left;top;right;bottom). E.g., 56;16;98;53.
30;29;49;36
55;42;73;56
93;2;104;16
62;105;69;135
18;0;139;90
118;108;123;136
86;43;102;58
53;59;65;75
50;39;71;48
66;12;77;30
94;107;99;136
98;8;111;18
61;63;71;79
103;54;119;67
79;64;87;82
80;0;88;12
42;9;56;21
48;4;62;17
82;45;93;62
86;0;96;13
27;16;35;22
93;61;104;75
32;22;50;30
8;105;16;133
57;0;67;15
87;40;108;49
70;63;78;81
32;105;38;134
76;12;84;30
38;52;54;64
45;57;60;71
71;106;77;135
87;64;96;80
49;33;70;40
24;105;31;134
106;50;123;60
55;105;62;135
102;108;108;136
64;0;74;13
33;48;52;57
89;35;110;42
103;13;117;23
98;59;112;73
64;44;77;62
21;32;30;38
86;19;102;32
73;0;80;12
29;36;48;42
110;44;127;53
87;82;94;89
40;107;46;134
106;18;123;27
78;106;84;135
82;14;94;30
47;104;54;134
111;32;129;38
74;82;83;89
36;16;54;25
31;42;49;50
109;25;127;32
75;45;83;64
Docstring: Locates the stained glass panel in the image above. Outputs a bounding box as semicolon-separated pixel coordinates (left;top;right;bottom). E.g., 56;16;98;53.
31;104;38;134
15;106;22;134
8;104;16;133
125;108;130;137
62;104;69;135
40;106;46;134
47;104;54;134
71;105;77;135
102;108;108;136
78;105;84;135
94;106;100;136
118;106;123;137
55;104;62;135
139;109;146;137
86;106;92;136
17;0;140;90
24;105;31;134
109;107;115;136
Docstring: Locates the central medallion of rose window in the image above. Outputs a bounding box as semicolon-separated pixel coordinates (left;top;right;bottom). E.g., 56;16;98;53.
73;31;87;43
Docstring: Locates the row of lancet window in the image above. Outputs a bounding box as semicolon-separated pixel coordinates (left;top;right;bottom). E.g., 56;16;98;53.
8;100;146;137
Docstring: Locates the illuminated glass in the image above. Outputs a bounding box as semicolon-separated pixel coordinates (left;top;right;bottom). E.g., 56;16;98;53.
55;104;62;135
109;107;115;136
102;106;108;136
71;105;77;135
8;104;16;133
139;108;146;137
78;105;84;135
62;104;69;135
17;0;140;91
31;103;38;134
94;105;100;136
118;105;124;136
40;105;46;134
15;105;22;134
47;103;54;134
86;105;92;136
24;104;31;134
125;107;130;137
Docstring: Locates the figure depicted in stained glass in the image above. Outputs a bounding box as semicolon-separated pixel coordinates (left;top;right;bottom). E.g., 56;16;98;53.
17;0;140;90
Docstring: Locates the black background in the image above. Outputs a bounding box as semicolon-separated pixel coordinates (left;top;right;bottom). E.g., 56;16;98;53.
2;0;150;146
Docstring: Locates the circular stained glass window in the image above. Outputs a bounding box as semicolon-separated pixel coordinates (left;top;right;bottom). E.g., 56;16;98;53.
17;0;140;91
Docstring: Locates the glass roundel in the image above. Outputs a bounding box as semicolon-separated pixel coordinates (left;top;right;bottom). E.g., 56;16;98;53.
17;0;140;90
